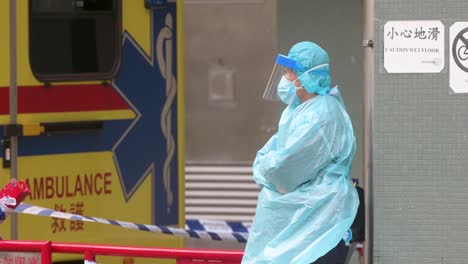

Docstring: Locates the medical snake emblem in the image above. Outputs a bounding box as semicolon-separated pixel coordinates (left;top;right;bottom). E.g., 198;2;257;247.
156;13;176;210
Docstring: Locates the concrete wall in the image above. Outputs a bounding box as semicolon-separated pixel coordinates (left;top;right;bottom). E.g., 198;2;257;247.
184;0;278;164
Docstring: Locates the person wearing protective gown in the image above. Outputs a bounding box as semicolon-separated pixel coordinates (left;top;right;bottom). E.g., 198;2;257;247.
241;41;359;264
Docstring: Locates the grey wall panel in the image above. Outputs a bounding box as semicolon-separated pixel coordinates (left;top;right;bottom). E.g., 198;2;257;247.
184;1;279;163
374;1;468;263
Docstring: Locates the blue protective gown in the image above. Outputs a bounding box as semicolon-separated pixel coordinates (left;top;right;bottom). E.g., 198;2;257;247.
242;90;359;264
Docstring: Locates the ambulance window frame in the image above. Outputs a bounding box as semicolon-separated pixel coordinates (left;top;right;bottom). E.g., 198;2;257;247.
28;0;122;82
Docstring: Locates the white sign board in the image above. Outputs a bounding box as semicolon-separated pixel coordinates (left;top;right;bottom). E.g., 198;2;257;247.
450;22;468;93
384;21;445;73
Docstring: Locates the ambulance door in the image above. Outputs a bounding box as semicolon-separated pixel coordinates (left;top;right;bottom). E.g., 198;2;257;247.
15;0;135;248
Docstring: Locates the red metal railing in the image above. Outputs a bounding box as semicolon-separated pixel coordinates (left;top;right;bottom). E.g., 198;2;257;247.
0;240;244;264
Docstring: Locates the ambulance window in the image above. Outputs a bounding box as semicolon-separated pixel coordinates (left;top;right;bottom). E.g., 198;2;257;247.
29;0;121;82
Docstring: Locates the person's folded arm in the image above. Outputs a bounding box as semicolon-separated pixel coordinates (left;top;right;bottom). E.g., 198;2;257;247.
254;119;335;193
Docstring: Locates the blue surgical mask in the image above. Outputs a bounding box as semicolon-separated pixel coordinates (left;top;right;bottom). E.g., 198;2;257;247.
277;77;300;105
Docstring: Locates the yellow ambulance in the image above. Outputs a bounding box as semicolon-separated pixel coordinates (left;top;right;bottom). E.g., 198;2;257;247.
0;0;185;262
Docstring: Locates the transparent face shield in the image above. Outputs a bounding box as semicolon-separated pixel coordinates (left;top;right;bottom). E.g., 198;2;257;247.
262;54;306;101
